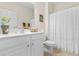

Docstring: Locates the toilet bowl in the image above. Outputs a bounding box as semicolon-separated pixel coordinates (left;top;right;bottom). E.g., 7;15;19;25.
43;40;57;55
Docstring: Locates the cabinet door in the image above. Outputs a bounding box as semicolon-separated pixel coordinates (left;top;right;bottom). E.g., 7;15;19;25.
31;38;44;56
0;35;30;56
0;42;30;56
8;42;30;56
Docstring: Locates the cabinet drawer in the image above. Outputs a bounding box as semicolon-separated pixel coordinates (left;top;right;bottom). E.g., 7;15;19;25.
0;42;28;56
31;33;45;40
9;35;30;42
0;36;30;50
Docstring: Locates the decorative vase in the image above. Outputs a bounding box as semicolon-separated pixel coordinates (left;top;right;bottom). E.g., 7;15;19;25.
1;25;9;34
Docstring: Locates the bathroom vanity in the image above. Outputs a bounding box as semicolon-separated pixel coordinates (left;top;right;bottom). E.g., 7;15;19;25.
0;32;45;56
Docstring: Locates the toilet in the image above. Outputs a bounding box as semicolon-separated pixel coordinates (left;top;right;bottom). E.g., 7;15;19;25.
43;40;57;55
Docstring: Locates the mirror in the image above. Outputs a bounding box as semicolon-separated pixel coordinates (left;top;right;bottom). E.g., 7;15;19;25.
0;2;34;34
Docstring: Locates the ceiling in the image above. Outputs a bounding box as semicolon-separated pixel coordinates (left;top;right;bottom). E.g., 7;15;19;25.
18;2;79;10
18;2;34;10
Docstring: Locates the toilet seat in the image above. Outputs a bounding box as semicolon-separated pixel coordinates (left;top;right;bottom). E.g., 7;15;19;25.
43;40;56;47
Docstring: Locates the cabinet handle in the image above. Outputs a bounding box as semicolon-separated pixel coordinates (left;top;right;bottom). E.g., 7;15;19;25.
27;45;29;47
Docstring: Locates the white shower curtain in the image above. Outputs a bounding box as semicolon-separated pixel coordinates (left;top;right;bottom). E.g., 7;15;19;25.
49;6;79;55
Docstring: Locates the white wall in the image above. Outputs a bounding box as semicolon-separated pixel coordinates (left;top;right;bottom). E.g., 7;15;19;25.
44;3;49;37
34;2;45;31
34;2;48;38
49;2;79;13
0;2;34;25
48;2;55;13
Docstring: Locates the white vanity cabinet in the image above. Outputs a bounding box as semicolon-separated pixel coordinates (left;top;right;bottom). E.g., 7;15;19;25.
0;32;45;56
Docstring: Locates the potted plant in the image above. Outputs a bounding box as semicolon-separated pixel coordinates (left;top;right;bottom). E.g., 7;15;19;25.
1;16;10;34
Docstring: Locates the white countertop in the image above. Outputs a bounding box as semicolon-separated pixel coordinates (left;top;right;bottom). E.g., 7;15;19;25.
0;32;44;38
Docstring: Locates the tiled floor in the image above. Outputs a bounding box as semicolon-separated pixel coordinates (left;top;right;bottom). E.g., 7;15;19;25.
44;48;78;56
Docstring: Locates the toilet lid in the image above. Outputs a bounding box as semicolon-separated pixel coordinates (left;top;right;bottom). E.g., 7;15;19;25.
43;40;56;46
